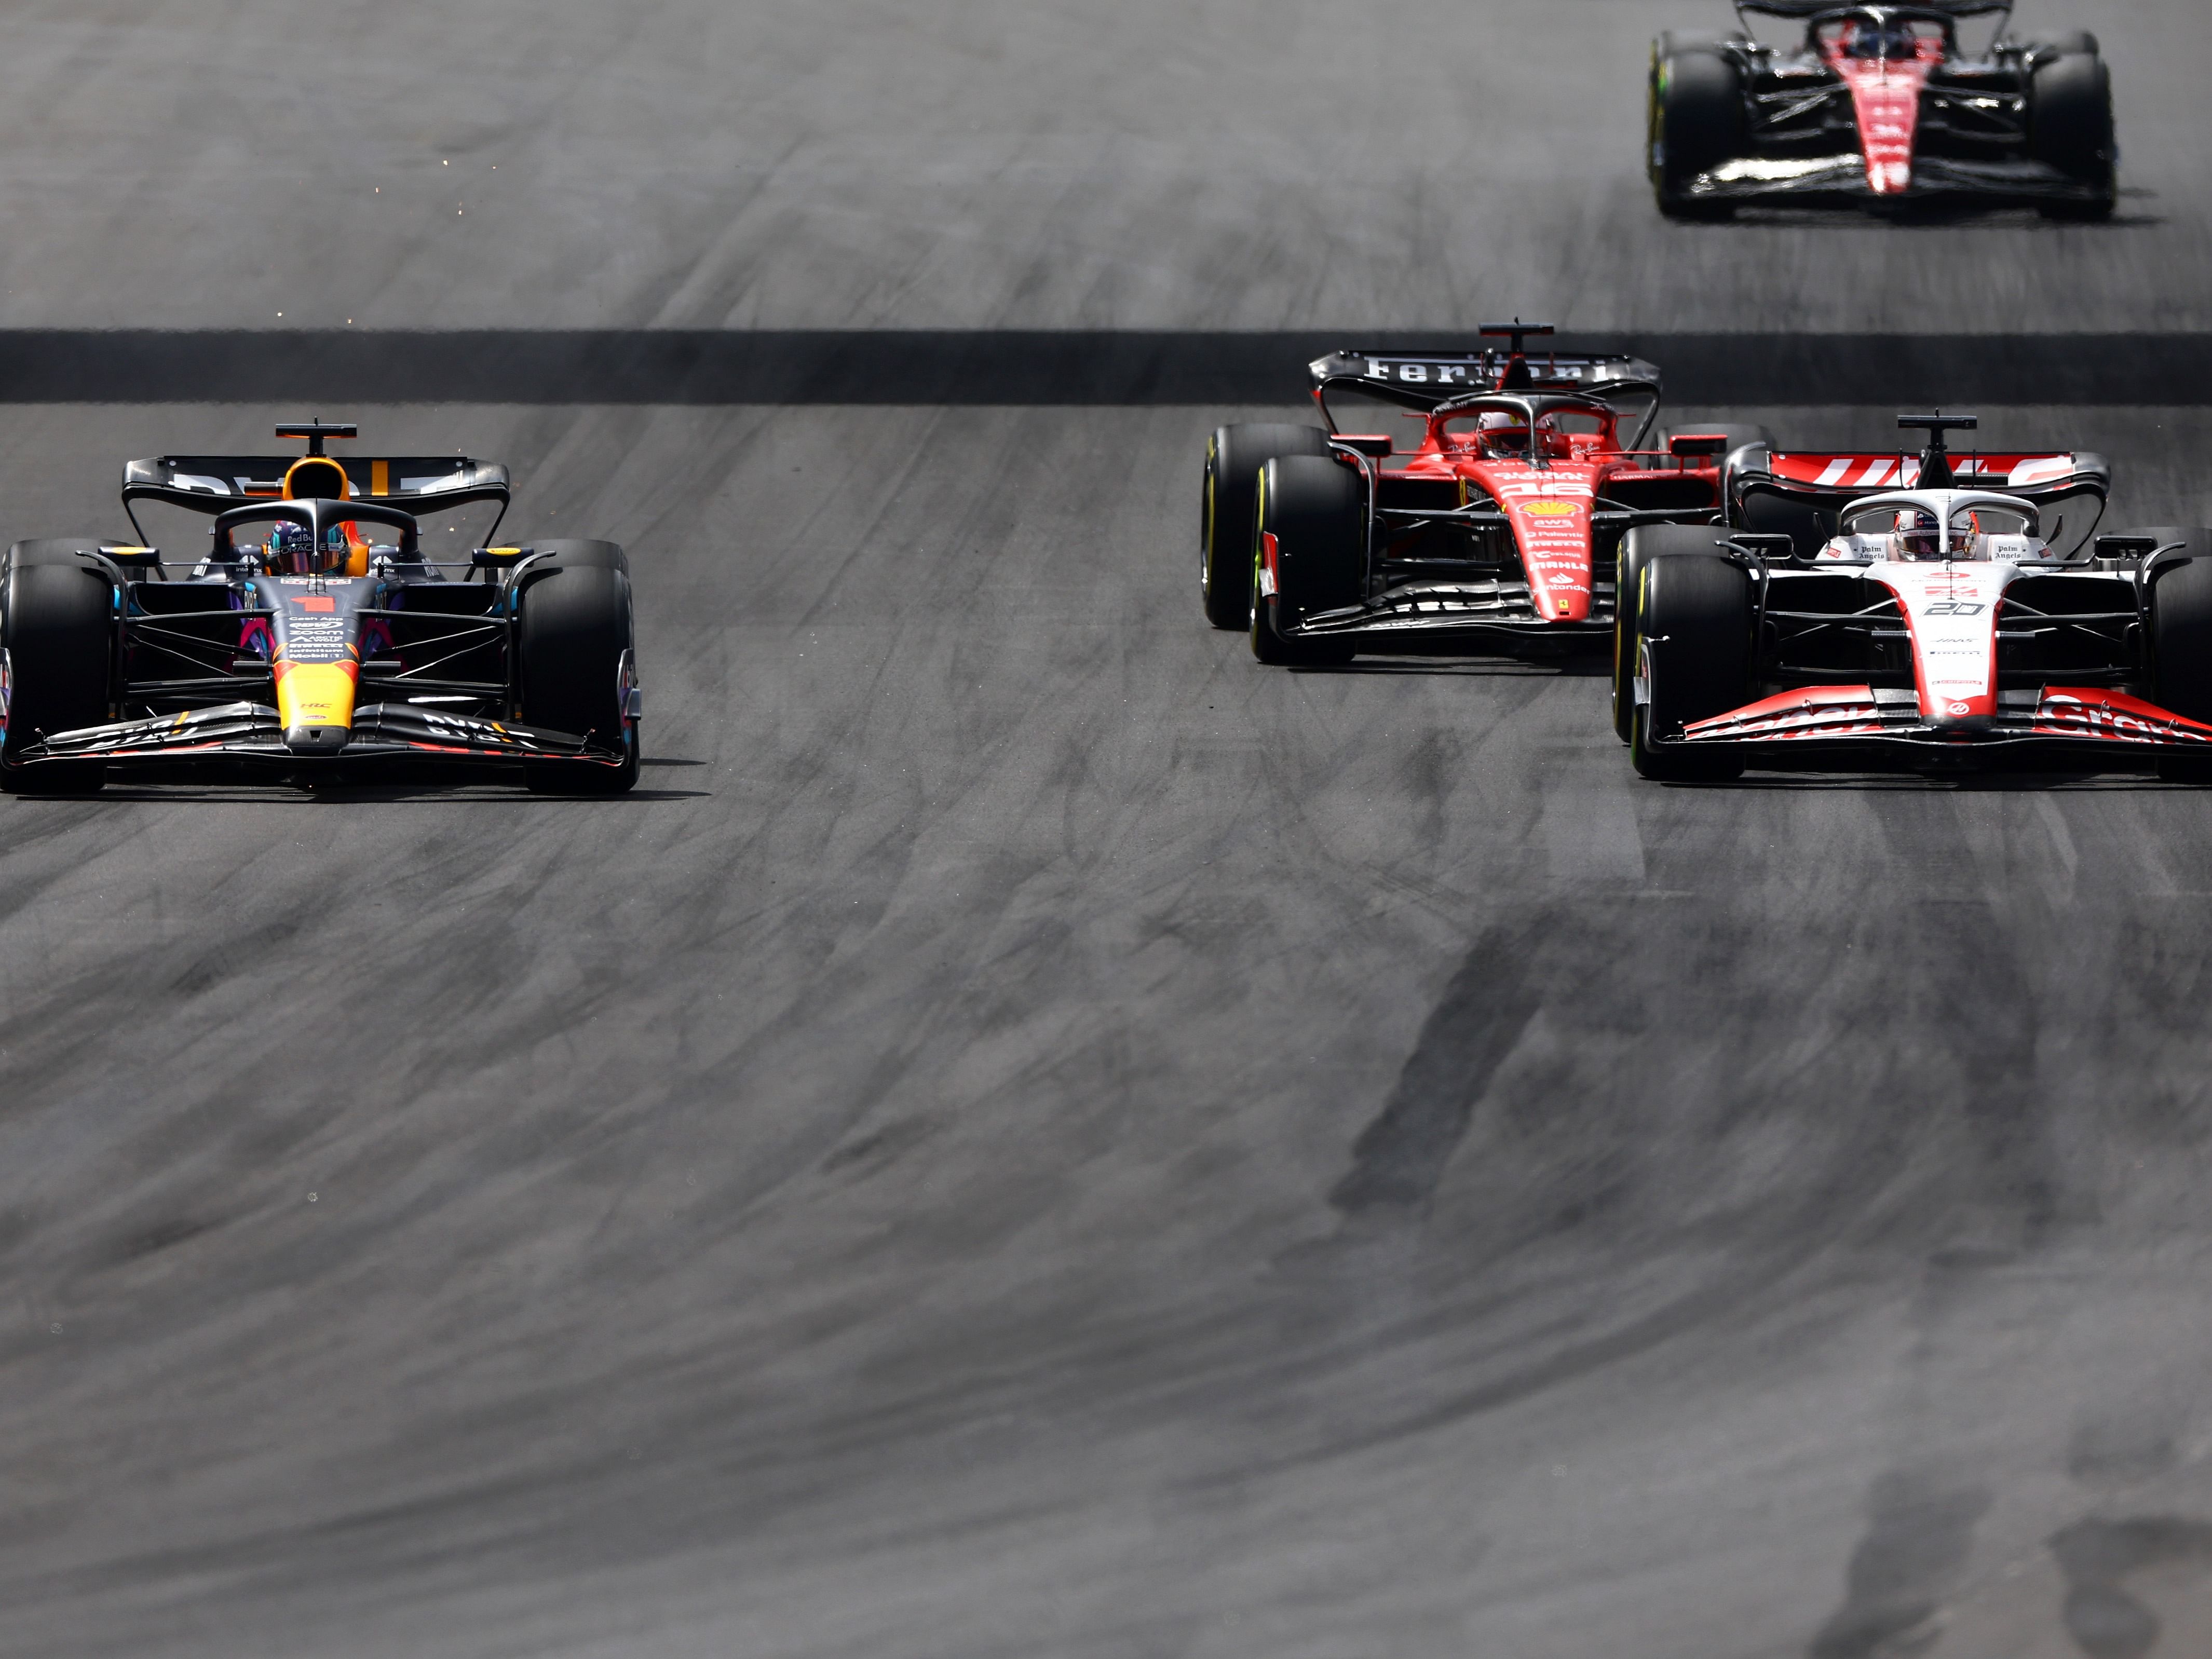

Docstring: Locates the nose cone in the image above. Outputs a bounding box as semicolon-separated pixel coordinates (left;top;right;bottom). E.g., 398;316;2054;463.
284;725;350;755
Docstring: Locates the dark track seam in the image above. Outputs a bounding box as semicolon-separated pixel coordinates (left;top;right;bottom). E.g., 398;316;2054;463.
0;331;2201;405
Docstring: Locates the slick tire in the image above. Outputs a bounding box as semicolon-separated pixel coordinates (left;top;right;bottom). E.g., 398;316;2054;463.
527;539;630;575
2030;51;2116;219
2025;31;2099;60
1250;455;1361;668
1614;524;1730;744
1204;424;1331;630
519;565;640;794
1;556;111;794
1631;552;1750;781
1650;47;1742;219
2150;552;2212;736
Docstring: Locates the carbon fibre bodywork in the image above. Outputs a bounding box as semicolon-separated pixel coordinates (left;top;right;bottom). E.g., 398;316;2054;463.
0;430;640;788
1650;3;2115;214
1255;336;1731;654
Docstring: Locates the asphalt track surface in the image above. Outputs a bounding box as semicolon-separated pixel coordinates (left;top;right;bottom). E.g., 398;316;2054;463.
5;5;2212;1659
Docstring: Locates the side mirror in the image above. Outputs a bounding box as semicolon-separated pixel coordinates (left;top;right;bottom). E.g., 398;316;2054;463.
470;546;532;568
1668;433;1730;459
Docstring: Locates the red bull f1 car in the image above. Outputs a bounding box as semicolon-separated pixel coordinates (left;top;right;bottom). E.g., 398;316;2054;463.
1617;414;2212;780
0;422;640;793
1649;2;2115;217
1201;324;1760;665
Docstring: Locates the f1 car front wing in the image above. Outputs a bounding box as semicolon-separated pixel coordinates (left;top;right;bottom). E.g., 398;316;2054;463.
1654;684;2212;768
8;701;631;774
1685;154;2107;208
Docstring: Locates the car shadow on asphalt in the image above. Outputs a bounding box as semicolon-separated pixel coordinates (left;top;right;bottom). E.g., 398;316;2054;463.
1660;771;2188;793
1292;655;1614;679
24;781;711;805
1698;185;2163;231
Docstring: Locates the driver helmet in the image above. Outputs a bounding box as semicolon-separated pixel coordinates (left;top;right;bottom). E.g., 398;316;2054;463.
1844;18;1917;60
267;521;318;573
324;520;368;575
1476;410;1528;452
1893;508;1944;561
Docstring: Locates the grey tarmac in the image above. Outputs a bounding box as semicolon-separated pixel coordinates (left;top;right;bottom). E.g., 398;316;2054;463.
2;3;2211;1658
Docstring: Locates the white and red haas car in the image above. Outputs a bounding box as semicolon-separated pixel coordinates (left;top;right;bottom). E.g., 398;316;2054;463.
1617;418;2212;779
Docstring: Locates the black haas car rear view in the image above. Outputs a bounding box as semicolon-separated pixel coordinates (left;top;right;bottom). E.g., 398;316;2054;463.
1200;323;1760;666
1616;413;2212;781
1649;1;2115;217
0;422;641;793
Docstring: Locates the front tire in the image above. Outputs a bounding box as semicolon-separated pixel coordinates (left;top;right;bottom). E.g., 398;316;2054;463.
1650;47;1742;219
2030;51;2116;220
1203;424;1331;630
1631;552;1750;780
1;555;111;794
518;564;640;794
1614;524;1730;743
1251;456;1361;667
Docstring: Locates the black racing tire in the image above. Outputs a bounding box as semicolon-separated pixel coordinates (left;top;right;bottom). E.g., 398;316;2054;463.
519;565;640;794
8;537;109;569
2152;552;2212;780
2030;51;2116;218
527;538;630;575
1250;456;1361;668
1;555;112;794
2150;554;2212;723
1650;47;1742;219
1631;552;1750;781
1203;424;1331;630
1614;524;1730;744
2025;31;2100;60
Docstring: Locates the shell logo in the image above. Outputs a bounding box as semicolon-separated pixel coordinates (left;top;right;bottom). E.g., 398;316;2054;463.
1524;501;1580;517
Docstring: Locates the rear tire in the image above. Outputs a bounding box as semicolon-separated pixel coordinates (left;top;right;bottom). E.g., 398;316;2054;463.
519;565;640;794
1650;47;1742;219
2030;51;2116;219
1250;455;1361;668
1631;552;1750;780
1614;524;1729;743
1;556;112;794
1204;424;1331;630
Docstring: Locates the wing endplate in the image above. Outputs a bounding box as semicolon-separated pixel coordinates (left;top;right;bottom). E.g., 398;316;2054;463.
121;455;511;515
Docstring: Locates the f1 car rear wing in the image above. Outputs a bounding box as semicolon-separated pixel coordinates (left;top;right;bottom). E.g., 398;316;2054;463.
1737;1;2009;16
121;454;510;515
1309;349;1663;415
1729;416;2109;559
120;452;511;545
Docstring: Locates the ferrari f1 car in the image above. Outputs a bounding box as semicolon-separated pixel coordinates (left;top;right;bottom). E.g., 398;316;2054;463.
0;422;640;793
1617;414;2212;779
1201;323;1762;664
1649;2;2115;217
